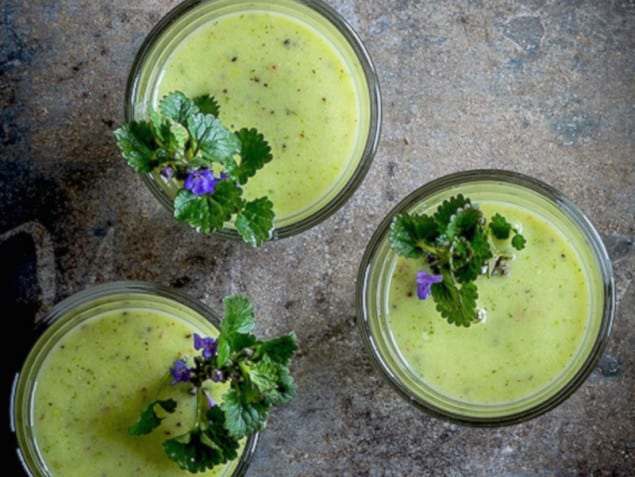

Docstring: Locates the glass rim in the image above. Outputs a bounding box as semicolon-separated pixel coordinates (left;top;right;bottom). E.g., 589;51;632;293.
11;280;259;476
124;0;382;240
356;168;616;426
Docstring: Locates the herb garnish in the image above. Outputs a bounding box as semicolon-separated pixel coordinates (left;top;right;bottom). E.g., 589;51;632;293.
114;91;274;247
389;194;526;327
129;294;297;473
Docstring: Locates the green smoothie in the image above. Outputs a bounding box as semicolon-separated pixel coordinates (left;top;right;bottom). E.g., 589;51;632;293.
149;6;369;225
387;201;592;404
358;174;611;422
30;307;241;476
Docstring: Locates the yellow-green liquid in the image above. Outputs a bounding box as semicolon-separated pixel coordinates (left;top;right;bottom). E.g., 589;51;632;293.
155;9;363;222
32;309;240;476
388;202;592;404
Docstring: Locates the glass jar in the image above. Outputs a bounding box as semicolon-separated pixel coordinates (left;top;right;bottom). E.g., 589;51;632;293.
356;169;615;426
124;0;381;240
11;281;258;476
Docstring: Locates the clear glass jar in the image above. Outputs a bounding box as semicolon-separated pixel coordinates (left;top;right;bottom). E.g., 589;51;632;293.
356;169;615;426
11;281;258;476
124;0;381;240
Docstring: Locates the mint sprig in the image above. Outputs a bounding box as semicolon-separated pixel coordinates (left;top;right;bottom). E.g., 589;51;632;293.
128;294;297;473
389;194;526;326
114;91;274;246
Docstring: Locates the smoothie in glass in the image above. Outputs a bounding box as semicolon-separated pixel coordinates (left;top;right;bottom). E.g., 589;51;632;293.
126;0;380;237
357;170;614;425
388;201;591;404
12;283;256;477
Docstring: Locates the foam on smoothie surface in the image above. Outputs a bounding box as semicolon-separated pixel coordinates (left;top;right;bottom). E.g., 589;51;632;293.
155;10;361;220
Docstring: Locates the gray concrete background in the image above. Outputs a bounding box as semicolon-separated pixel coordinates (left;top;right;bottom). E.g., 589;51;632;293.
1;1;633;475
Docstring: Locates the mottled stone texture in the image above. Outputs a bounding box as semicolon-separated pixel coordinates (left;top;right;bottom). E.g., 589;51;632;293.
1;1;633;475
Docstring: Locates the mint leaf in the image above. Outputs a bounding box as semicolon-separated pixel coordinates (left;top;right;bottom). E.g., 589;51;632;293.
187;112;241;168
128;293;297;474
222;295;255;335
264;366;296;406
114;91;276;245
259;332;298;366
489;213;512;239
159;91;199;125
446;204;481;240
389;195;526;327
235;197;275;247
511;233;526;250
233;128;273;185
193;95;221;117
389;213;439;258
113;121;157;173
128;398;177;436
173;181;243;234
244;356;280;394
431;276;479;327
216;295;255;366
221;388;270;438
433;194;471;228
163;406;239;473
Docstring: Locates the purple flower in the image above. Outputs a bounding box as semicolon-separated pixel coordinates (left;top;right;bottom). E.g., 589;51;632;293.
183;169;227;196
170;359;191;384
194;333;217;359
160;166;174;180
416;271;443;300
211;369;225;382
203;390;217;408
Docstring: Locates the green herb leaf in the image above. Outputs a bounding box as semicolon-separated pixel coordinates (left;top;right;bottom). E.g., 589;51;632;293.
163;406;240;473
511;233;526;250
244;355;280;394
233;128;274;185
114;91;276;246
389;212;439;259
263;366;297;406
489;213;512;239
113;121;157;173
129;294;297;474
193;94;221;117
431;275;479;327
216;295;255;367
173;181;243;234
159;91;199;125
259;332;298;366
221;388;270;438
433;194;471;228
235;197;275;247
389;195;526;327
128;398;177;436
187;112;241;169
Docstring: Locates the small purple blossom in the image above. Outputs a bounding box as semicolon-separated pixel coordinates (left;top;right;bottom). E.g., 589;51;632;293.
416;271;443;300
170;359;191;384
194;333;217;359
160;166;174;180
203;390;217;408
211;369;225;382
183;169;227;196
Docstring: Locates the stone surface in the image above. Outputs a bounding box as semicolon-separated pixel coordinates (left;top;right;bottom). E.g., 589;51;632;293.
1;0;633;475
